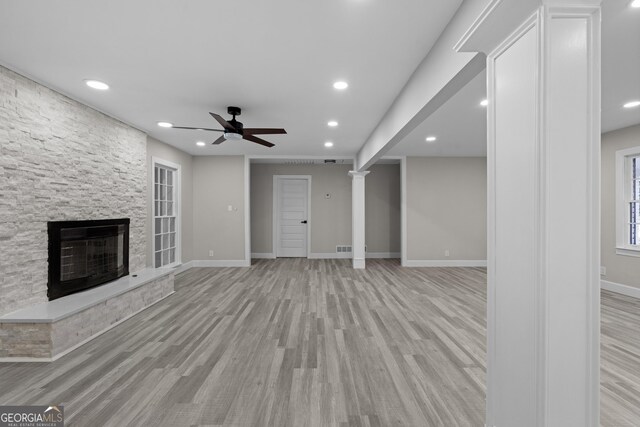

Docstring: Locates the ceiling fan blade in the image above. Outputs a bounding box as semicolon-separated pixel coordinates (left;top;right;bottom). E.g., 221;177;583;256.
243;134;275;148
212;135;226;145
172;126;223;132
243;128;287;135
210;112;235;131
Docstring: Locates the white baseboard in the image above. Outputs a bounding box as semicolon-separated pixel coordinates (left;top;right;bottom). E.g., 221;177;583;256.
353;258;366;269
307;252;400;260
403;259;488;267
191;260;251;267
251;253;276;259
173;261;194;275
366;252;401;259
601;280;640;299
308;253;352;259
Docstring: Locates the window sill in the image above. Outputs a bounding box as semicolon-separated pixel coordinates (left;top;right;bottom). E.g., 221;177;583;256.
616;247;640;258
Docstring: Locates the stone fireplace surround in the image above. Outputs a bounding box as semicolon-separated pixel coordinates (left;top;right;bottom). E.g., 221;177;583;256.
0;66;175;359
0;268;174;360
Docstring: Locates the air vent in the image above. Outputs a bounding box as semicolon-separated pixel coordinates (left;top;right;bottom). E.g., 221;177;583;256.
283;160;315;165
336;245;352;253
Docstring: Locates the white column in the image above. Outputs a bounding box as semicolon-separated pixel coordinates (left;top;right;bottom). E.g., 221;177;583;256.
458;2;601;426
349;171;369;269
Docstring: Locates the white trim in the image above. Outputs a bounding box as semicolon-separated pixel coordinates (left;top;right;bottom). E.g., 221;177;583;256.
0;290;174;363
308;253;352;259
366;252;401;259
349;170;370;269
152;156;182;269
307;252;400;260
615;145;640;253
244;156;251;266
485;13;540;424
172;261;194;275
454;0;503;52
272;175;277;257
273;175;312;258
248;155;355;162
601;280;640;300
403;260;488;267
400;156;408;267
190;260;251;267
251;253;276;259
578;7;602;425
615;247;640;257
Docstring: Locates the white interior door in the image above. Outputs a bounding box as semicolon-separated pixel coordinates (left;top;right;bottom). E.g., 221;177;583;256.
276;177;308;257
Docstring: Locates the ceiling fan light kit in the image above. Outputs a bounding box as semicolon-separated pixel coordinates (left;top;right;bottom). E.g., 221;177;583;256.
170;106;286;147
224;132;242;140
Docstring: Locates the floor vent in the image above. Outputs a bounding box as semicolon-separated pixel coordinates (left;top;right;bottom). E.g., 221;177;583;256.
336;245;352;253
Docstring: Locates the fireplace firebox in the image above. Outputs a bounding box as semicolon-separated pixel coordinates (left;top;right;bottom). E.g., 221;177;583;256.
47;218;129;300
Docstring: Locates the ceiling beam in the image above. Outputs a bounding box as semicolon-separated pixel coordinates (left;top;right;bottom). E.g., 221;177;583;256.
354;0;492;171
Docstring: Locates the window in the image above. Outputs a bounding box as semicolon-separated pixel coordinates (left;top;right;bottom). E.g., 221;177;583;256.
615;146;640;256
153;159;180;267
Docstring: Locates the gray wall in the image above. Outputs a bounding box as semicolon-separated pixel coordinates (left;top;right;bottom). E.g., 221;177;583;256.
193;156;246;260
250;164;352;254
406;157;487;261
601;124;640;289
0;65;147;316
366;164;401;253
146;137;194;265
250;163;400;255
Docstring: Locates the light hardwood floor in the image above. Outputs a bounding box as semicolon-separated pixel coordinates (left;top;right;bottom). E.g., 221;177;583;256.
0;259;638;426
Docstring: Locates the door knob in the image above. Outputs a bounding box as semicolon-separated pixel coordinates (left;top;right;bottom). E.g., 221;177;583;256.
301;220;307;224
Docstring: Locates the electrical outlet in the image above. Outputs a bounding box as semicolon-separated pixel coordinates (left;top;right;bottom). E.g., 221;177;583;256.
209;250;214;257
445;249;450;257
227;205;233;212
600;266;606;276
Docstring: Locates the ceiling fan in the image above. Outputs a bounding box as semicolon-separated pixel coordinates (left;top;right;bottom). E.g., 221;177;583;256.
172;106;286;147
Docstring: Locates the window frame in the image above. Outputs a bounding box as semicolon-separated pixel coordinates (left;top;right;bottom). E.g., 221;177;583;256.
152;157;182;268
615;146;640;257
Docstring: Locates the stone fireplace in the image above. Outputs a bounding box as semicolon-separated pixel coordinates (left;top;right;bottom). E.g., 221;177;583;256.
0;65;174;362
48;218;130;300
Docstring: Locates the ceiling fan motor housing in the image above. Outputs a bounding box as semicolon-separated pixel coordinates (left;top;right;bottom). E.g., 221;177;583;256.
228;119;243;134
227;106;241;117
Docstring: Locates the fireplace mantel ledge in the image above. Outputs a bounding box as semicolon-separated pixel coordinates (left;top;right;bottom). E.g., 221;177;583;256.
0;268;174;323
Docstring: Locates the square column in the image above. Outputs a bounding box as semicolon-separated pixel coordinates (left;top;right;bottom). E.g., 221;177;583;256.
458;2;601;426
349;171;369;269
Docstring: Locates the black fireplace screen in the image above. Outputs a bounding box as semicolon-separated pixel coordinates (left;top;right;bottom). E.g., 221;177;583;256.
48;218;129;300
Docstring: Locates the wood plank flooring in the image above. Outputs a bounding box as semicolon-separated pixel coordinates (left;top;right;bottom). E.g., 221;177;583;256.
601;290;640;426
0;259;638;426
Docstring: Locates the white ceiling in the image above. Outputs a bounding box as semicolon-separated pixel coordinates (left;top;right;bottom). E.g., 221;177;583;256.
0;1;637;160
601;0;640;133
387;69;487;157
0;0;462;156
388;0;640;158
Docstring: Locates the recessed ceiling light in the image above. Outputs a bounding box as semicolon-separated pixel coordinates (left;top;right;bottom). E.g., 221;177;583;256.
324;141;334;148
333;81;348;90
480;99;489;107
85;80;109;90
196;141;206;147
623;100;640;108
327;121;338;127
425;136;437;142
157;122;173;128
631;0;640;8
